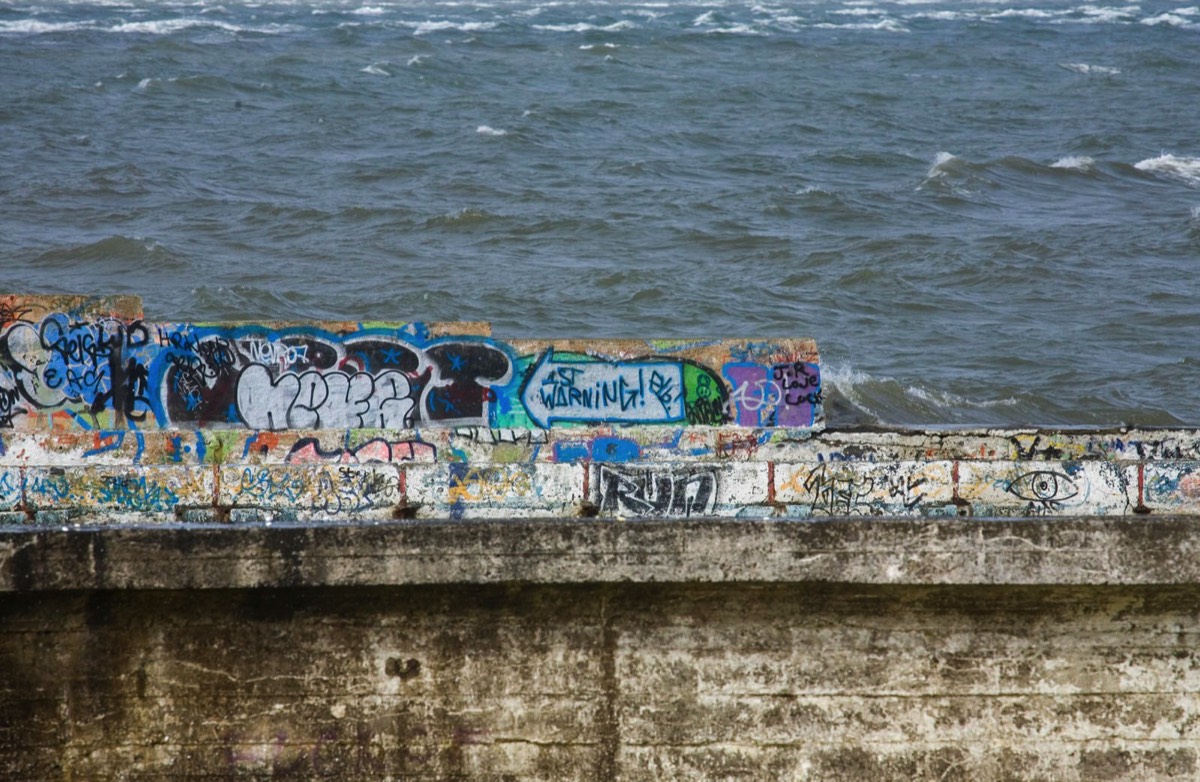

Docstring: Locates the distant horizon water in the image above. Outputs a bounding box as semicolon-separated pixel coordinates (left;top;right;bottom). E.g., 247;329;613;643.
3;0;1200;427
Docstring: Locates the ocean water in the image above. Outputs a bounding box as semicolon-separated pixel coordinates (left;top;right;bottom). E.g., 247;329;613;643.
2;0;1199;427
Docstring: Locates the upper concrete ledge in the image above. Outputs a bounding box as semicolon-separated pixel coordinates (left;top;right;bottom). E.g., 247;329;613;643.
4;516;1200;592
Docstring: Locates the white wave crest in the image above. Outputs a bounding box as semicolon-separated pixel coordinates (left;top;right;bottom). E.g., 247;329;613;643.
0;20;89;34
1050;156;1095;170
361;63;390;76
352;6;387;16
911;11;971;20
53;0;135;6
476;125;508;136
1142;8;1200;27
112;19;195;34
702;23;765;35
533;21;636;32
822;362;1018;426
111;18;293;34
1135;154;1200;187
905;383;1018;410
1059;62;1121;75
814;18;907;32
1044;5;1140;25
769;15;803;28
407;20;497;35
815;363;881;421
988;8;1062;19
926;151;958;177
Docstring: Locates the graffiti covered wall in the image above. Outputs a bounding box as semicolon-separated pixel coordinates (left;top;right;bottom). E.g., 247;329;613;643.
7;295;1200;524
0;295;822;434
6;302;1200;782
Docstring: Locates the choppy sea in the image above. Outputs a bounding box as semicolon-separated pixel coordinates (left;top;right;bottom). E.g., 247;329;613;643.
2;0;1199;427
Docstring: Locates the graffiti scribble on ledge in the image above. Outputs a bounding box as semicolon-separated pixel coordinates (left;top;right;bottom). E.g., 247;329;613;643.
0;294;822;432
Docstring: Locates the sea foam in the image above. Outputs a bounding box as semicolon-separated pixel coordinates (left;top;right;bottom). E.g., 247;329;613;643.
1050;156;1096;170
814;18;907;31
0;20;89;34
1059;62;1121;75
1141;8;1200;28
1135;154;1200;187
109;18;293;34
533;21;636;32
407;20;497;35
1058;5;1138;24
822;362;1020;427
926;151;958;177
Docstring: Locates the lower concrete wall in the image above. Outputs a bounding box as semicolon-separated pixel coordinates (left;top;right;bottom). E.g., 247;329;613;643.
4;581;1199;781
4;519;1200;781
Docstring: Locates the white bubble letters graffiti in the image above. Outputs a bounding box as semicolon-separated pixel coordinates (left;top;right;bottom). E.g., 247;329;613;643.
236;366;415;431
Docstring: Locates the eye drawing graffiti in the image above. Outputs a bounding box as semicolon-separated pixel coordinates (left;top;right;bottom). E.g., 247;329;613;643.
1007;471;1079;507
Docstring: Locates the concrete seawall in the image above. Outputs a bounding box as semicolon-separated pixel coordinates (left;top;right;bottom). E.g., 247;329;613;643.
3;295;1200;780
6;521;1200;781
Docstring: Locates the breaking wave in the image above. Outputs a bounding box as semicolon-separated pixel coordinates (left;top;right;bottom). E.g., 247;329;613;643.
1134;154;1200;187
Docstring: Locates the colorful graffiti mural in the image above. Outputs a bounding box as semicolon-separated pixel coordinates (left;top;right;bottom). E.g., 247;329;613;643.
0;296;823;433
15;295;1200;525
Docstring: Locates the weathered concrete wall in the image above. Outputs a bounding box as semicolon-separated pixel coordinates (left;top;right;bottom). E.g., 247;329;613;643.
4;578;1200;780
7;518;1200;592
5;519;1200;780
5;294;1200;780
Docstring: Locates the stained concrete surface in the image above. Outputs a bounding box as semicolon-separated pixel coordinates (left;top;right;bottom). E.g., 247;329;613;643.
4;518;1200;780
3;579;1199;780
